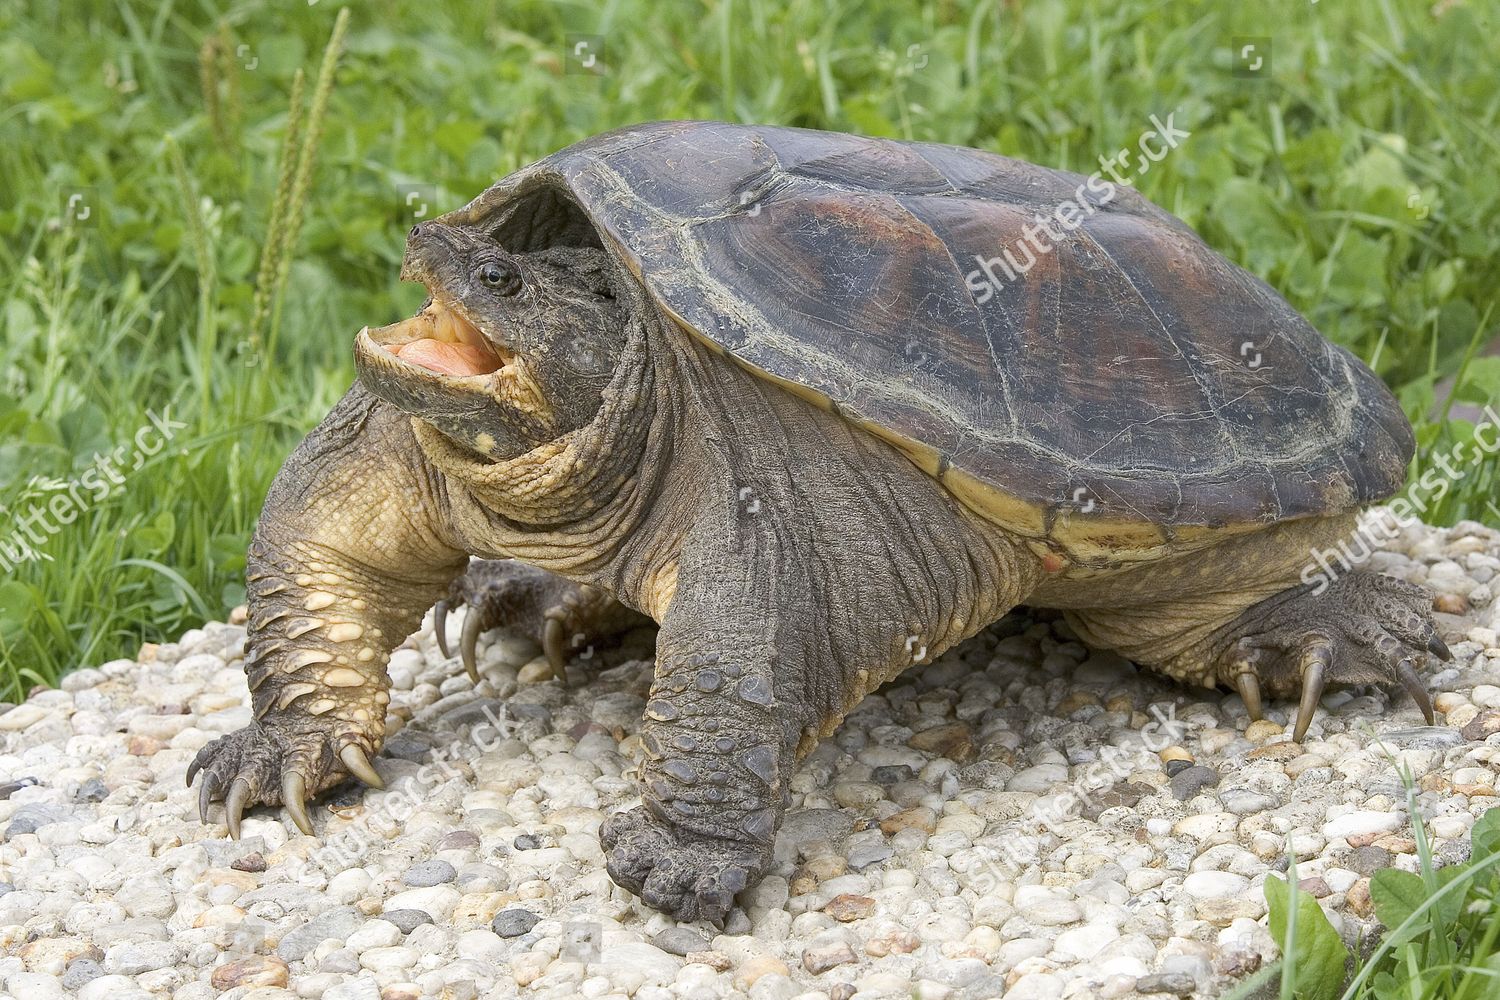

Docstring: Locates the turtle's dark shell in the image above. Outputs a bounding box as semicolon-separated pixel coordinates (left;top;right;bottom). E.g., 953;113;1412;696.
443;121;1412;562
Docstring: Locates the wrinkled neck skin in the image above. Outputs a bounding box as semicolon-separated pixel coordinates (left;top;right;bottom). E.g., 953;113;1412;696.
412;285;689;615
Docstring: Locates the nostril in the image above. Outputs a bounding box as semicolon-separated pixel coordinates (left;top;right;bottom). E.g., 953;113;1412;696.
409;224;424;240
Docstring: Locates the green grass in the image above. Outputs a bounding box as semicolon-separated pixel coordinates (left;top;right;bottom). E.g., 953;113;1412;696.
1;0;1498;699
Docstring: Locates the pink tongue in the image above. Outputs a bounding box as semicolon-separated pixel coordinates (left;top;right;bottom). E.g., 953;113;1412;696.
392;338;501;377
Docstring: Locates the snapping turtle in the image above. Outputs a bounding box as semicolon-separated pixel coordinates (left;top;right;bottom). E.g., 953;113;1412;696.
190;121;1447;923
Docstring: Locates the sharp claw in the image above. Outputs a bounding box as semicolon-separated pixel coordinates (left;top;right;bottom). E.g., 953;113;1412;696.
340;745;385;789
282;772;313;836
543;616;570;688
1293;656;1327;743
435;600;453;659
186;757;202;789
461;610;484;683
226;778;252;840
198;775;216;825
1235;671;1263;721
1397;659;1435;725
1428;634;1452;662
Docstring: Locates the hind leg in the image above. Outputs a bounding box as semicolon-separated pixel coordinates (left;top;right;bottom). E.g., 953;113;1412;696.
1066;570;1447;742
434;559;651;683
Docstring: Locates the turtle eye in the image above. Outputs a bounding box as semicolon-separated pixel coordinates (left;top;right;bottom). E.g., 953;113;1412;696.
478;263;521;296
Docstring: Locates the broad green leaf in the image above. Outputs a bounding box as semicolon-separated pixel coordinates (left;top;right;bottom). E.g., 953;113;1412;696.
1265;875;1348;1000
1471;807;1500;862
1370;868;1427;935
1212;177;1292;252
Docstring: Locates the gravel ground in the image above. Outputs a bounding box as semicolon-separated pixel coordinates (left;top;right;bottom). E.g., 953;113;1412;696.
3;512;1500;1000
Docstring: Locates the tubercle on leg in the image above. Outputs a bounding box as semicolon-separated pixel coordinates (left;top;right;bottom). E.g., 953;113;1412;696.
244;538;442;751
636;646;790;847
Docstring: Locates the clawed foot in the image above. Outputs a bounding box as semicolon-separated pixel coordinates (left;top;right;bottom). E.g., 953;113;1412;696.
434;559;647;685
187;722;383;838
1222;571;1450;741
600;806;769;926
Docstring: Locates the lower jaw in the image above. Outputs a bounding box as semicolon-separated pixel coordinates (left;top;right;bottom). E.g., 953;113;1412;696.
353;332;552;460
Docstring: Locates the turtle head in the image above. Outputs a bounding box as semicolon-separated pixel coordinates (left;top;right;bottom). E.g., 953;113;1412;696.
355;221;628;460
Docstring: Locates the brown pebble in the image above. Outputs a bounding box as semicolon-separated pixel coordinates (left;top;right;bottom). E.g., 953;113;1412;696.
1462;709;1500;741
908;721;975;763
879;806;937;836
864;928;921;956
1297;876;1331;898
803;853;847;881
803;940;858;974
1435;692;1471;714
789;870;818;896
138;642;160;662
1372;835;1417;854
1456;783;1498;797
127;735;163;756
1244;720;1285;744
210;955;289;990
1434;593;1471;615
1159;746;1193;766
1347;831;1389;848
830;985;857;1000
1104;693;1135;714
687;950;732;972
1247;742;1303;763
1055;691;1100;715
231;852;267;873
824;893;877;922
229;604;249;625
380;987;422;1000
1347;877;1374;917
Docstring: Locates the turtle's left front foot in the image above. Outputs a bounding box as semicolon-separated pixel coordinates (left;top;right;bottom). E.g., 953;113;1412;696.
601;806;769;926
1219;570;1450;741
433;559;649;684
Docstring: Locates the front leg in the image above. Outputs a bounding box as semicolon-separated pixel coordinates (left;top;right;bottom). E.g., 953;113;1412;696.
597;485;1031;926
600;508;804;926
189;387;467;836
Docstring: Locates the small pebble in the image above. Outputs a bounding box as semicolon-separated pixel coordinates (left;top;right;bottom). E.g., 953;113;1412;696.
491;909;540;938
381;909;435;934
403;860;458;887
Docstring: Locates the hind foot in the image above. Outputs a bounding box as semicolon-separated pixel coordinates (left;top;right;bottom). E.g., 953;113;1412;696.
433;559;649;684
1217;570;1449;741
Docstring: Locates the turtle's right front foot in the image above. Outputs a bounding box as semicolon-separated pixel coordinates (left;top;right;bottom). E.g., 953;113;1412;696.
188;718;383;839
434;559;649;684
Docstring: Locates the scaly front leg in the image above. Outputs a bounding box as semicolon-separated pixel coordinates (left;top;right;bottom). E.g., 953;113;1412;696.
189;387;467;836
599;505;803;926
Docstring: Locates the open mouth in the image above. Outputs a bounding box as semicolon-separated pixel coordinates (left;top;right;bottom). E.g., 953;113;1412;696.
364;300;515;379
